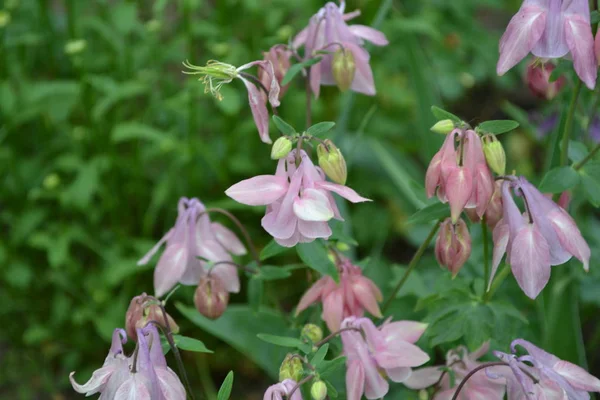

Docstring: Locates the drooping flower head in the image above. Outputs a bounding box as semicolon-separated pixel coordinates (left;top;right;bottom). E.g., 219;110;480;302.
426;129;494;222
125;293;179;341
489;177;590;299
225;149;370;247
525;58;566;100
404;341;507;400
183;59;281;143
293;1;388;97
494;339;600;399
497;0;597;89
138;197;246;297
435;217;472;277
70;325;186;399
341;317;429;400
263;379;303;400
295;254;382;332
259;46;292;102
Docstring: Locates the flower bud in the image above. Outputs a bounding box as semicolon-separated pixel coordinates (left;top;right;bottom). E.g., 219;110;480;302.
430;119;455;134
64;39;87;55
482;134;506;175
525;60;565;100
271;136;293;160
317;139;347;185
279;353;303;382
310;380;327;400
260;46;291;100
435;218;471;277
484;181;503;229
194;276;229;320
301;324;323;343
125;293;179;341
332;48;356;92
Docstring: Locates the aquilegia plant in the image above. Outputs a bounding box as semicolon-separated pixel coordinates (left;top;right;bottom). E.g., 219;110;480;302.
69;0;600;399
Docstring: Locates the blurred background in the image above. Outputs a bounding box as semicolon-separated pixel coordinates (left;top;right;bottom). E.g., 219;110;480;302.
2;0;600;398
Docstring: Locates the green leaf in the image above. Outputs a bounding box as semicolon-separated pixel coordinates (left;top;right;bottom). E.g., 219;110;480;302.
548;60;571;83
592;10;600;24
306;121;335;136
247;276;264;312
406;202;448;225
111;122;167;143
281;57;322;86
538;166;580;193
296;241;339;282
256;334;311;353
318;356;347;378
217;371;234;400
325;380;338;398
260;239;290;261
430;106;461;123
272;115;296;135
580;162;600;207
310;344;329;368
477;120;519;134
568;140;588;163
254;265;292;281
173;334;213;353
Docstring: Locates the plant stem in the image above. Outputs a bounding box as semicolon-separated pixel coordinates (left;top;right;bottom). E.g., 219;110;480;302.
287;374;315;399
484;265;511;303
314;327;361;347
381;219;442;313
481;216;490;286
560;79;582;167
573;142;600;170
450;362;506;400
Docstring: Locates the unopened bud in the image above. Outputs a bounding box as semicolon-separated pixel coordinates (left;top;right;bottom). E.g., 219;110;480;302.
332;48;356;92
311;380;327;400
125;293;179;341
64;39;87;55
194;276;229;320
301;324;323;343
271;136;293;159
435;218;471;277
482;134;506;175
260;46;292;100
484;181;503;229
525;59;565;100
279;354;303;382
430;119;455;134
317;139;347;185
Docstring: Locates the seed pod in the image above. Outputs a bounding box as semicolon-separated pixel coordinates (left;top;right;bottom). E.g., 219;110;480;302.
194;276;229;320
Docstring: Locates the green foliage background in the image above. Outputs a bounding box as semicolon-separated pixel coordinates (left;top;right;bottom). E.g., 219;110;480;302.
1;0;600;398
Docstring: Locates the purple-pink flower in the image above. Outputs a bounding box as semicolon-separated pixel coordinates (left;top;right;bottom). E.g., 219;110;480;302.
489;177;590;299
295;254;382;332
404;341;507;400
69;325;185;399
138;197;246;298
263;379;302;400
494;339;600;399
497;0;597;89
293;1;388;98
225;149;370;247
341;316;429;400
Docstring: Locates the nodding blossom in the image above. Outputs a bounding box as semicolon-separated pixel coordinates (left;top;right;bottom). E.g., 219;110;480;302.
293;1;388;98
125;293;179;341
138;197;246;298
435;217;472;277
295;254;382;332
494;339;600;399
489;177;590;299
341;317;429;400
263;379;302;400
525;59;566;100
497;0;596;89
225;149;370;247
69;325;185;399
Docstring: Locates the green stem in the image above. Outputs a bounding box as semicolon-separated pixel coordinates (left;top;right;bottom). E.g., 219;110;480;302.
481;216;489;286
381;219;442;313
560;79;582;167
483;265;511;303
196;356;217;400
573;142;600;171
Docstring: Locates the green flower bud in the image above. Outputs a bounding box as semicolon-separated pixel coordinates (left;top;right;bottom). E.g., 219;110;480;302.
332;48;355;92
64;39;87;55
430;119;455;134
311;380;328;400
317;139;347;185
279;354;303;382
301;324;323;343
271;136;293;160
482;134;506;175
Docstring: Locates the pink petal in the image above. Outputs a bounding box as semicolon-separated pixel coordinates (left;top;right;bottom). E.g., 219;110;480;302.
470;340;491;361
349;25;389;46
154;243;188;297
240;78;272;144
114;376;152;400
69;366;115;395
565;14;597;89
425;151;443;198
346;360;366;400
509;224;551;299
497;5;547;75
262;167;303;240
352;278;383;318
310;58;322;98
297;219;332;239
225;175;288;206
489;220;509;291
293;188;334;221
553;360;600;392
385;366;412;383
403;367;444;390
295;278;327;315
373;341;430;369
156;368;186;400
137;228;173;266
292;26;308;48
548;208;590;271
380;321;428;344
445;166;473;223
345;42;376;96
322;289;345;332
211;222;247;256
315;181;371;203
210;263;240;293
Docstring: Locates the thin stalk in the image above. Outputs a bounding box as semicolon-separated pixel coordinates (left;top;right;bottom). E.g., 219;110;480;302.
203;208;260;265
450;363;506;400
196;355;217;400
560;79;582;167
314;327;361;347
381;219;442;313
484;265;511;303
481;216;490;286
287;374;315;399
573;142;600;170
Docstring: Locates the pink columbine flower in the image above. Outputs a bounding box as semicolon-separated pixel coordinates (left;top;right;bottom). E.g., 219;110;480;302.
426;129;494;223
263;379;303;400
404;341;507;400
70;325;185;399
259;46;292;102
435;217;472;277
489;177;590;299
525;59;566;100
293;1;388;98
295;255;382;332
341;317;430;400
225;149;370;247
138;197;246;298
494;339;600;399
497;0;597;89
183;60;280;143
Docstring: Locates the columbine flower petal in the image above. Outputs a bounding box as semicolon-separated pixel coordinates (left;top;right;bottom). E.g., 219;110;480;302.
225;175;289;206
